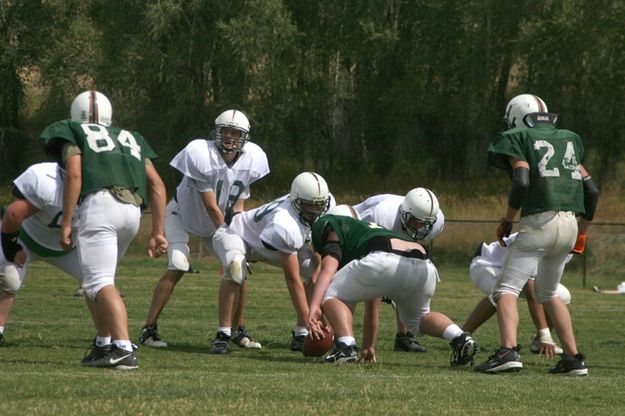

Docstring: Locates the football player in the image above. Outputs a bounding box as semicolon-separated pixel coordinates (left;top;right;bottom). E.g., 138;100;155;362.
353;188;443;353
139;109;269;349
463;233;573;356
39;90;168;369
307;213;478;366
474;94;598;376
208;172;331;354
0;163;109;349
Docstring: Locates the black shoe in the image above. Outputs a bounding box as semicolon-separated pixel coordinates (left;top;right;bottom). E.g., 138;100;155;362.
450;332;478;366
322;341;358;363
394;332;427;353
232;326;262;349
549;353;588;376
474;346;522;373
290;331;306;352
208;332;231;354
139;324;168;348
81;341;112;365
83;345;138;370
0;333;5;347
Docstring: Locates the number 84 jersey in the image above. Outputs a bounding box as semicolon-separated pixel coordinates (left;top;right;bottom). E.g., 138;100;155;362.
39;120;156;204
487;124;586;217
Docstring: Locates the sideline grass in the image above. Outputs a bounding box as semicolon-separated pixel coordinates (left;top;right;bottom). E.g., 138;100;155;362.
1;256;624;415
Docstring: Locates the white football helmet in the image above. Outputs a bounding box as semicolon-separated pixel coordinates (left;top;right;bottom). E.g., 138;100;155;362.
213;109;250;153
503;94;548;130
399;187;439;241
290;172;331;225
70;90;113;127
326;204;359;219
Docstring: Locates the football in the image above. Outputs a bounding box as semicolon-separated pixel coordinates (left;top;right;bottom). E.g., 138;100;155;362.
302;326;334;357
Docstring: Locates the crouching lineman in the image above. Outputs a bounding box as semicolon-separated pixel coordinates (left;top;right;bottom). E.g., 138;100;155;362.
0;162;108;352
209;172;332;354
463;232;573;357
307;210;478;366
354;187;444;353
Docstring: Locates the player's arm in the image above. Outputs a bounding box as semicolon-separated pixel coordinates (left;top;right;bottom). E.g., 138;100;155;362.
308;228;340;340
1;194;39;267
61;153;82;251
279;252;310;329
523;280;556;358
146;160;168;258
200;190;225;228
572;164;599;254
360;298;380;363
497;157;529;246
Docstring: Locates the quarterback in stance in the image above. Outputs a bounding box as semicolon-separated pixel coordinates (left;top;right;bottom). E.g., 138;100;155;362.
474;94;598;376
139;109;269;349
209;172;331;354
0;163;107;350
354;188;443;353
307;212;478;366
39;90;168;369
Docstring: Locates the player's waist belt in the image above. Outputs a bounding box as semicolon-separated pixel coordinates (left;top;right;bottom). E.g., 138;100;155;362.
366;236;428;260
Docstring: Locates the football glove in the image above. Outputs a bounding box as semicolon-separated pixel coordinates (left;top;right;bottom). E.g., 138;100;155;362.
496;219;513;247
572;232;587;255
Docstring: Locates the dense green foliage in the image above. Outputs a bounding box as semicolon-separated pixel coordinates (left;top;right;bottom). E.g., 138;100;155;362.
1;0;624;193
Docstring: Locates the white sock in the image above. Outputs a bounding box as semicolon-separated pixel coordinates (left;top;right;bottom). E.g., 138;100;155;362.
0;326;4;334
218;327;232;337
293;326;308;337
442;324;464;342
95;335;111;347
113;340;133;352
338;336;356;346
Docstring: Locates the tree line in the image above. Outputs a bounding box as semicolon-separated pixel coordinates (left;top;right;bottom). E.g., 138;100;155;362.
2;0;624;195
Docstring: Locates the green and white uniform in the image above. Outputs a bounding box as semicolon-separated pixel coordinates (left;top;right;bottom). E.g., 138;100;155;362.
488;124;583;303
0;163;83;292
311;215;439;336
39;120;156;298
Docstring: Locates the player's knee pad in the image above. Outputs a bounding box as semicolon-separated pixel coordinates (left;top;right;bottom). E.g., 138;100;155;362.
168;248;190;271
82;276;115;300
0;264;21;293
223;254;247;284
556;283;571;304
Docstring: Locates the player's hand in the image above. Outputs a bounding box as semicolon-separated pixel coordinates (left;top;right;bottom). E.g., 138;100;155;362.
13;250;26;268
307;305;325;340
148;234;168;258
496;219;513;246
571;232;587;255
538;341;557;358
60;225;73;251
359;346;377;363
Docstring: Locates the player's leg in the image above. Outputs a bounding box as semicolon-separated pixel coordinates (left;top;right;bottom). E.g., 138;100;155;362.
462;261;499;333
0;259;28;345
209;225;249;354
141;201;189;347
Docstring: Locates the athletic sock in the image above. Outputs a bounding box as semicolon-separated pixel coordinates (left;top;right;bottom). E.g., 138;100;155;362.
442;324;464;342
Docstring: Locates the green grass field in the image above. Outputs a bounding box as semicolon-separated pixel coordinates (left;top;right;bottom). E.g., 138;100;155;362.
1;255;624;415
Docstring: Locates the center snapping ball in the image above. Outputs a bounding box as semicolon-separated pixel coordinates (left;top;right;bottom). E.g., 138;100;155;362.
302;326;334;357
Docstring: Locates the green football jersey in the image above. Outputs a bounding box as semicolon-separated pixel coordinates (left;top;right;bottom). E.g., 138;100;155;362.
487;124;585;217
312;214;413;269
39;120;157;203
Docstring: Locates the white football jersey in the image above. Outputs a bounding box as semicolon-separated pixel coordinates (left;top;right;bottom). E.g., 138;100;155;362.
13;162;71;255
170;139;269;237
353;194;445;242
228;195;310;263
